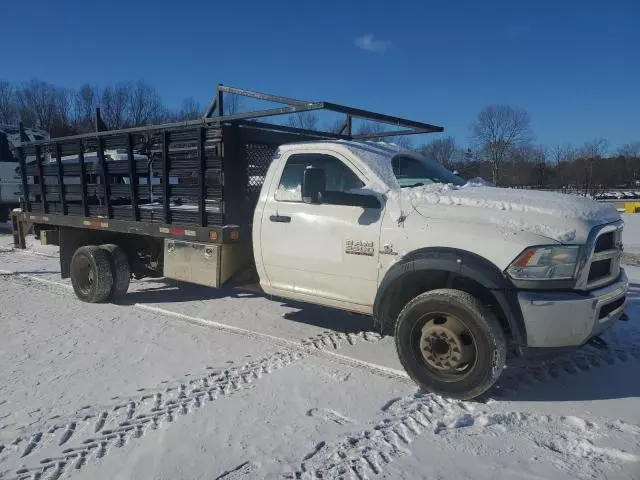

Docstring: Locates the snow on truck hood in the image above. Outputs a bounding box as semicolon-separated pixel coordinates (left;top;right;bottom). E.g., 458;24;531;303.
404;183;620;243
337;141;620;244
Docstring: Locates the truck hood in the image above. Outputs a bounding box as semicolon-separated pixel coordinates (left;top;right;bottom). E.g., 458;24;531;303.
397;184;621;244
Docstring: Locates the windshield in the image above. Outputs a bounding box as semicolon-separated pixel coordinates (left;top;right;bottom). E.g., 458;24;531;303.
392;154;465;187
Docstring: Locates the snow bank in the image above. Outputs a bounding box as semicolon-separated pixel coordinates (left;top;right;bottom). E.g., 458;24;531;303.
622;213;640;253
464;177;494;187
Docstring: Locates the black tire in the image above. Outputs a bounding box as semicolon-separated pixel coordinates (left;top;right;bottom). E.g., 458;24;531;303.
70;246;114;303
394;289;506;400
99;244;131;300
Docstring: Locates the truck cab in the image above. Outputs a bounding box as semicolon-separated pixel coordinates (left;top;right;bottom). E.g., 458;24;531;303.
255;140;627;398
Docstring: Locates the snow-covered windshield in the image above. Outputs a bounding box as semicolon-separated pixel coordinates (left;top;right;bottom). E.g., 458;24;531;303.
338;141;464;192
392;155;465;188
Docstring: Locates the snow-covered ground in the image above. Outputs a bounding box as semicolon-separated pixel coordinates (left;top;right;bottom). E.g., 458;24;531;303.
623;214;640;255
0;233;639;480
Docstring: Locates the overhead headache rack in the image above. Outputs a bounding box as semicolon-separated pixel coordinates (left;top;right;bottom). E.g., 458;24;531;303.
202;84;444;140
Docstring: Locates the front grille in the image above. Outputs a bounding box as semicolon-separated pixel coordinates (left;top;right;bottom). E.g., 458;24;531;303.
594;231;614;252
588;259;611;282
582;223;623;289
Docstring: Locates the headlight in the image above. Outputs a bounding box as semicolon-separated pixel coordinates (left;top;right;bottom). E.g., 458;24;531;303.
507;246;580;280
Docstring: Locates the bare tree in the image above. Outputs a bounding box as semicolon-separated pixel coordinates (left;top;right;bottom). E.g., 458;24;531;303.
326;119;347;134
512;144;547;186
579;138;609;159
617;142;640;187
618;141;640;158
101;83;130;129
550;144;577;165
0;80;18;124
175;97;202;121
127;81;164;126
419;136;456;167
15;80;70;133
74;84;99;128
470;105;532;184
223;94;242;115
55;88;72;131
287;111;319;130
577;138;609;195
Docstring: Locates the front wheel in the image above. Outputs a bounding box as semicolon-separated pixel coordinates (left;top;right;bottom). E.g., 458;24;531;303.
394;289;506;400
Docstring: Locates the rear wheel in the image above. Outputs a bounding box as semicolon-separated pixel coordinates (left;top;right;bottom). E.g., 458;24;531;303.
394;289;506;400
99;244;130;300
70;246;113;303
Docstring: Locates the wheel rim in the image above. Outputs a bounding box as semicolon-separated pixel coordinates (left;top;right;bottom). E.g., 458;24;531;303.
414;313;477;380
74;256;95;296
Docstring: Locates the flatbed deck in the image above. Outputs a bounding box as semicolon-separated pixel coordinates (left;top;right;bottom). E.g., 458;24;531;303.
14;85;442;246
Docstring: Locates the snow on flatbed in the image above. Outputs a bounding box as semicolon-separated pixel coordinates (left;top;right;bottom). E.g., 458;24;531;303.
0;235;639;480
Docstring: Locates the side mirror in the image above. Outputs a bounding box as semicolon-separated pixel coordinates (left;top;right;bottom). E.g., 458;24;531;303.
350;193;381;209
301;167;325;204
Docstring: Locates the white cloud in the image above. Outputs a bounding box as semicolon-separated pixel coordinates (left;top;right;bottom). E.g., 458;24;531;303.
354;34;392;53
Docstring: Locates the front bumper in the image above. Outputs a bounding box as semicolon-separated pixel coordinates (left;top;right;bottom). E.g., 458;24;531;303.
517;269;628;348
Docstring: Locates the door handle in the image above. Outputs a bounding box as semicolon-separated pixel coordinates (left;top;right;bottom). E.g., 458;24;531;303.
269;214;291;223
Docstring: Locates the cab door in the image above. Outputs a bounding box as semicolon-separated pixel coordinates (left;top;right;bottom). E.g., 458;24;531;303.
259;150;383;309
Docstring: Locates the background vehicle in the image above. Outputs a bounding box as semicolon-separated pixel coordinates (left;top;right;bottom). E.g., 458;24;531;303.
11;86;628;399
0;125;49;222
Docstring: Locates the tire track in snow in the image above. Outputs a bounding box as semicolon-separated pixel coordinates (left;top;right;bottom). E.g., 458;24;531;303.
214;461;259;479
8;347;309;479
293;393;473;479
2;265;400;386
10;350;299;480
3;253;639;478
5;330;387;479
0;245;59;259
292;316;640;478
491;326;640;398
293;393;640;480
0;270;402;384
1;274;388;479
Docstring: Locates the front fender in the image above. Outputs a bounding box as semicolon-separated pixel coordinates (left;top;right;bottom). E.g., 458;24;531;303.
374;247;526;345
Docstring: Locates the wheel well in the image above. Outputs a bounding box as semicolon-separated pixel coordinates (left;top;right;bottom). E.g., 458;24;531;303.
378;269;513;342
59;227;163;279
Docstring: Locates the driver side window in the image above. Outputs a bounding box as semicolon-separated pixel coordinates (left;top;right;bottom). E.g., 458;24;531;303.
276;153;363;203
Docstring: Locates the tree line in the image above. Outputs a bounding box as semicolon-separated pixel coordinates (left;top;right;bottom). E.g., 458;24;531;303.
1;78;638;193
420;106;639;193
0;79;210;137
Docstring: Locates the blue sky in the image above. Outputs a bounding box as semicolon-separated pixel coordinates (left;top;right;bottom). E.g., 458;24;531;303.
3;0;638;149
